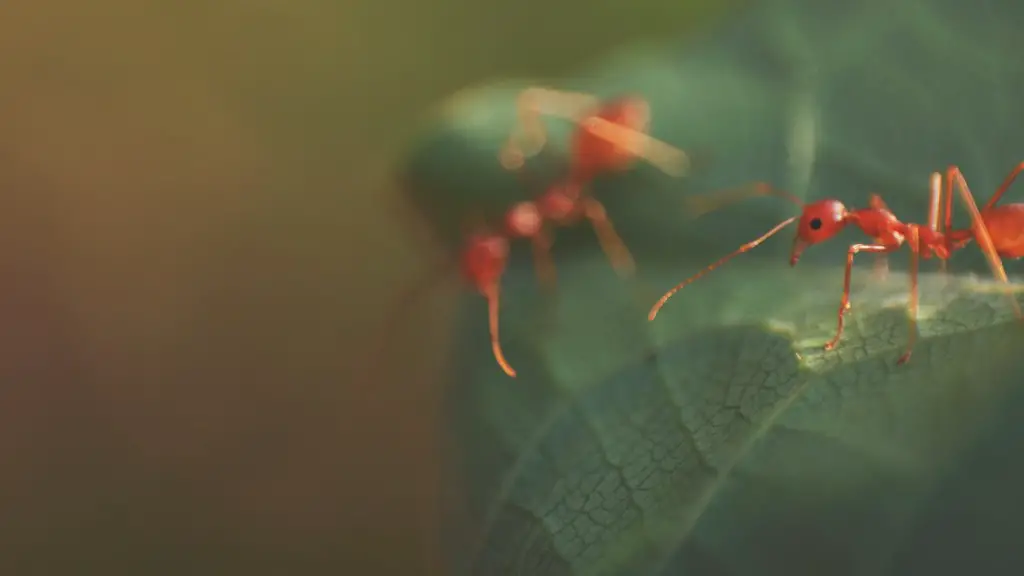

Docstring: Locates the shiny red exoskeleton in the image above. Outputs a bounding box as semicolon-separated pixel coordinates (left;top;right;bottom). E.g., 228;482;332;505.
458;174;637;379
442;90;692;378
649;162;1024;365
380;90;691;380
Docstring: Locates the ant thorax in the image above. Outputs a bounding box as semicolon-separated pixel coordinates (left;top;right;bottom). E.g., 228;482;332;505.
537;185;580;222
505;201;543;238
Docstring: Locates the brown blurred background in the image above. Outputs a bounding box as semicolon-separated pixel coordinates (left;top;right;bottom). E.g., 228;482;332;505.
0;1;732;573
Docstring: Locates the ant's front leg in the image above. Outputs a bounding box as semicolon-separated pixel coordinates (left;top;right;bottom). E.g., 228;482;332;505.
499;87;601;170
581;197;635;277
823;243;893;352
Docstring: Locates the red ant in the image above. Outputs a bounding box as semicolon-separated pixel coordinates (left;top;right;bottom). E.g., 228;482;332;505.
498;87;691;181
389;102;688;379
647;162;1024;365
422;92;691;378
455;166;654;378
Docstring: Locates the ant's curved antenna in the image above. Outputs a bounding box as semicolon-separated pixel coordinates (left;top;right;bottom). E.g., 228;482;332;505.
647;181;805;319
648;216;798;321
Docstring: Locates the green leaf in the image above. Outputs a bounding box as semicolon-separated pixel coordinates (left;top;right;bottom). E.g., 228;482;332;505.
448;257;1024;575
404;0;1024;574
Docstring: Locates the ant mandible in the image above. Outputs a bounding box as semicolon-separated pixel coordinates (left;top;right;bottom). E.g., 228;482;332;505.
648;163;1024;365
498;87;691;182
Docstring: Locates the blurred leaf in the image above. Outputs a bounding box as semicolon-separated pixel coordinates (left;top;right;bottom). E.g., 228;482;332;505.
405;0;1024;574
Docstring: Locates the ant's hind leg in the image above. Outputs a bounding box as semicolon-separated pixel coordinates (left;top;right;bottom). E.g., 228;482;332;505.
949;168;1023;318
499;87;600;170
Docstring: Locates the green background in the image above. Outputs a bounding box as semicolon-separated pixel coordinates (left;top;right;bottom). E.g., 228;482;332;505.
0;0;734;574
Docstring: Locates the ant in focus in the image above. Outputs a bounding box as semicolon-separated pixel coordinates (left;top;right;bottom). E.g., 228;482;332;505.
390;89;691;379
648;162;1024;365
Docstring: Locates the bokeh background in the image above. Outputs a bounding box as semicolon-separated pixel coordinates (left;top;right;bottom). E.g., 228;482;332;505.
0;0;735;574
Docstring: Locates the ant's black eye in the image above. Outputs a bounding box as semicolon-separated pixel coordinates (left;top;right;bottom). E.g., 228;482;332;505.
809;217;822;230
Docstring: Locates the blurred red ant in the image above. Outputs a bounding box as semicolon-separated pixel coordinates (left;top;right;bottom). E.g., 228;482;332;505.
648;162;1024;365
457;155;671;377
498;87;691;181
432;92;693;378
386;105;686;379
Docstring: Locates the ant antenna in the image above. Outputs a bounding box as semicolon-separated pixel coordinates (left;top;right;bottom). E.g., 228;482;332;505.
483;283;516;377
648;216;798;321
685;182;804;219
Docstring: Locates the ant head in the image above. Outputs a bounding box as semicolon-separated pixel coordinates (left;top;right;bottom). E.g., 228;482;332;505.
460;233;509;293
791;199;848;265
